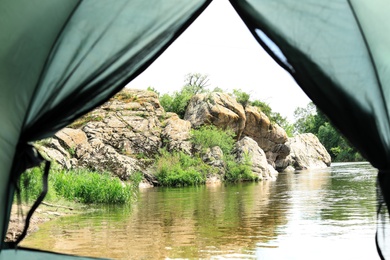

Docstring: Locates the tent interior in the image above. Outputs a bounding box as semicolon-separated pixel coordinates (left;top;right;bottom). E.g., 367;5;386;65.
1;0;390;259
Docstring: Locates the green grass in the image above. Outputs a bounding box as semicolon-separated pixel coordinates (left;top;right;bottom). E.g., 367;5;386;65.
155;149;209;187
17;166;136;204
18;166;58;203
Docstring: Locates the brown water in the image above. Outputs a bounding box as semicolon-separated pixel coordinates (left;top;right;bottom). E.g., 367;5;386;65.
22;162;379;259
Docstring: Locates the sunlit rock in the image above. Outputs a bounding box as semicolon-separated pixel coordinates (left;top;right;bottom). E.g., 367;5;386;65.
276;133;331;170
184;92;246;138
234;136;277;180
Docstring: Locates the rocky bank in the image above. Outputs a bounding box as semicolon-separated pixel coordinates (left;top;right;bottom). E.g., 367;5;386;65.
36;89;331;186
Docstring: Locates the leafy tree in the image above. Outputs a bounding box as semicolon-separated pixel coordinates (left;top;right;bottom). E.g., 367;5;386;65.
293;102;317;134
184;73;209;94
232;89;250;107
160;73;210;118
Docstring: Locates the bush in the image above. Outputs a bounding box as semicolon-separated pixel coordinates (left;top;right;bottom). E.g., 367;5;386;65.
155;149;208;187
191;125;257;183
190;125;235;155
232;89;250;107
225;154;257;182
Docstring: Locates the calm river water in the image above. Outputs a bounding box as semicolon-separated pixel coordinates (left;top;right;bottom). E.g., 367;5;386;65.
22;162;380;259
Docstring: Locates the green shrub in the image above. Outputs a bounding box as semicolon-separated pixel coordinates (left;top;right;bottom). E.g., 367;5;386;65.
225;154;257;182
190;125;257;183
155;149;208;187
232;89;250;107
190;125;235;155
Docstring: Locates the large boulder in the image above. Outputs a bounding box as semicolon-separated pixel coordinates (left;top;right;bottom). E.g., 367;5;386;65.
161;113;192;154
243;105;290;166
54;128;88;150
184;92;246;138
276;133;331;170
234;137;277;180
78;138;139;180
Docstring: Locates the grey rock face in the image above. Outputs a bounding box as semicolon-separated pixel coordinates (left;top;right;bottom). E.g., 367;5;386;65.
276;133;331;170
234;137;277;180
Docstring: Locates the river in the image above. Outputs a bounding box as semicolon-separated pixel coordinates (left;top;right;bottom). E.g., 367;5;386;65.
21;162;380;259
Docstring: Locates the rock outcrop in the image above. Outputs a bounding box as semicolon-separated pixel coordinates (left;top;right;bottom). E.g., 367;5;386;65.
234;137;277;180
184;92;246;138
43;89;165;180
185;94;290;167
36;89;332;186
243;105;290;167
202;146;225;177
275;133;331;170
161;113;192;154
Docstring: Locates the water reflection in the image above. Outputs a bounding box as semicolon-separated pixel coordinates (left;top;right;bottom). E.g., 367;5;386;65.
22;162;379;259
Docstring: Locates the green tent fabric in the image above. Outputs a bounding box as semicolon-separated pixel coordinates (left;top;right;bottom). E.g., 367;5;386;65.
229;0;390;258
2;0;390;259
0;0;210;258
0;248;108;260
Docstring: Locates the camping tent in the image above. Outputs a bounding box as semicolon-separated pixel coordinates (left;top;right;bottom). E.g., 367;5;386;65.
1;0;389;259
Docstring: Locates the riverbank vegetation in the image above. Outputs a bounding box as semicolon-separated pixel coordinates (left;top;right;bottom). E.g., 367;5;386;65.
18;165;138;205
155;125;257;187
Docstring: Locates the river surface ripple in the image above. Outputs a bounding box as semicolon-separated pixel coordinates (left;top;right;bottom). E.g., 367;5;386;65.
22;162;380;259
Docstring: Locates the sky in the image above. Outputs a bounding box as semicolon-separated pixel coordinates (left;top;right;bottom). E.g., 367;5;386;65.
126;0;312;121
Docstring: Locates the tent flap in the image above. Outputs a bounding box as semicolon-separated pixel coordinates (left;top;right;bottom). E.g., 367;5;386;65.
230;0;390;258
0;0;211;254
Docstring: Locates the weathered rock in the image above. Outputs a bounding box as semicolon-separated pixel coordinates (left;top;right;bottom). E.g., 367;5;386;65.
36;139;72;169
276;133;331;170
37;88;331;185
70;89;164;179
243;106;285;148
234;137;277;180
184;92;246;138
243;105;289;157
184;95;290;168
78;138;139;180
161;113;192;154
55;128;88;150
82;90;163;158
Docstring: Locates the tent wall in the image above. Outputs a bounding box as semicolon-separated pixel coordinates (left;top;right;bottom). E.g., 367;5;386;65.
0;0;211;251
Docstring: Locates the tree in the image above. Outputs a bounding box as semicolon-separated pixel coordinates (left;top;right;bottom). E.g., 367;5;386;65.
160;73;210;118
184;73;209;95
293;102;317;134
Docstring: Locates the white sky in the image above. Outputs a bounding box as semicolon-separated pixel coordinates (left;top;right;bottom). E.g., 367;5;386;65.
126;0;311;121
